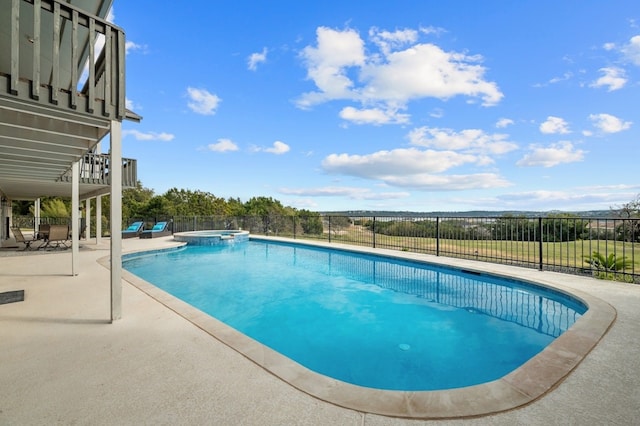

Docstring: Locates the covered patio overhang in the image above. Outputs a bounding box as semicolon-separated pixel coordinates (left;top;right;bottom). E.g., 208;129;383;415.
0;0;140;321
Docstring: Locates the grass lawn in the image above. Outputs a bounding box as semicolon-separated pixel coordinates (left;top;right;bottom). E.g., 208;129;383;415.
288;227;639;282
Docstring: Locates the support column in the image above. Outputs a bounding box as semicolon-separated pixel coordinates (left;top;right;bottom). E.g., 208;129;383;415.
35;198;41;234
110;120;123;321
85;198;91;240
71;161;79;276
96;195;102;245
0;196;8;241
95;141;102;245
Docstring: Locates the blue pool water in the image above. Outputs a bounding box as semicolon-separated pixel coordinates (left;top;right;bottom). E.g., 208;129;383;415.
123;241;586;391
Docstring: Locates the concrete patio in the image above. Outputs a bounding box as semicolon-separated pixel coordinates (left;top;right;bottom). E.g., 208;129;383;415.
1;236;639;425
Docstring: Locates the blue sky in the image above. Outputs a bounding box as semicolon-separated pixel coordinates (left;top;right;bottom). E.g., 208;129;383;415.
110;1;639;212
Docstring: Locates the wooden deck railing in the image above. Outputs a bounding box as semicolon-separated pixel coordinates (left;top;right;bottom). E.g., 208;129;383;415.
1;0;126;120
57;153;137;187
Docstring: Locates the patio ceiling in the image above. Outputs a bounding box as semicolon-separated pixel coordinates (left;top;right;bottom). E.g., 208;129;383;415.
0;90;112;201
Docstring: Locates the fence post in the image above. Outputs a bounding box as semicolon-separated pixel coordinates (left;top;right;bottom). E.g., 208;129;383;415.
538;217;543;271
372;216;376;249
436;217;440;256
328;216;331;243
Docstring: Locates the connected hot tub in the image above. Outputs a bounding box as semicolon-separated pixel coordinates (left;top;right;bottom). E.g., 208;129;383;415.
173;230;249;246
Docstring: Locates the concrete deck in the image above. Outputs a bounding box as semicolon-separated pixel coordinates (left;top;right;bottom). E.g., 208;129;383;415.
1;237;639;425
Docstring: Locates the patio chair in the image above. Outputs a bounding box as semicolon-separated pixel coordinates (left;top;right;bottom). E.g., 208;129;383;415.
139;221;172;239
11;227;36;251
37;224;50;241
122;221;144;239
41;224;70;250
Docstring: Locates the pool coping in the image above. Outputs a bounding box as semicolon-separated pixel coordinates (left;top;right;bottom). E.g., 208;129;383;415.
109;236;617;420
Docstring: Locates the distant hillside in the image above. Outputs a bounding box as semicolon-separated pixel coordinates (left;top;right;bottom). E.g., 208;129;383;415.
319;210;618;218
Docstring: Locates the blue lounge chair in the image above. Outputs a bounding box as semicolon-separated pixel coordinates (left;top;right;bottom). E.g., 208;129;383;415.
139;221;172;239
122;221;144;239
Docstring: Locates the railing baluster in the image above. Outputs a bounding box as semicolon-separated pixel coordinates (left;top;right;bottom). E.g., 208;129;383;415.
538;217;543;271
436;217;440;256
51;1;60;104
116;29;125;119
372;216;376;248
103;26;111;117
70;9;78;109
87;17;95;113
32;0;41;100
10;0;20;95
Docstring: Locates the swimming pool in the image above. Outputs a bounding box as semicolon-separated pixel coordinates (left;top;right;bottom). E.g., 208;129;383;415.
125;240;585;387
119;236;616;419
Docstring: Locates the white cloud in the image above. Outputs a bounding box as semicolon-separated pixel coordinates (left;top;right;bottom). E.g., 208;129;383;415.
360;43;503;106
125;98;143;112
590;67;627;91
248;48;268;71
580;183;640;192
339;106;410;125
323;148;478;176
534;72;573;87
496;118;514;128
296;26;503;114
429;108;444;118
125;40;146;55
408;127;518;155
297;27;366;108
494;189;637;210
589;113;632;133
279;186;410;200
264;141;290;154
539;116;570;134
207;138;238;152
186;87;221;115
516;141;585;167
321;147;511;190
419;26;446;36
549;72;573;84
621;35;640;66
368;27;418;56
459;185;640;211
123;130;174;142
251;141;290;154
381;173;510;190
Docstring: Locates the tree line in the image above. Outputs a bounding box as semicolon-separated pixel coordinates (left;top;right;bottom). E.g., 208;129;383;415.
11;183;639;242
11;182;316;218
11;182;326;235
363;208;639;243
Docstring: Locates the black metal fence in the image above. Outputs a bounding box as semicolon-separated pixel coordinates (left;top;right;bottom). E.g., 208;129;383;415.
168;214;639;283
12;214;639;283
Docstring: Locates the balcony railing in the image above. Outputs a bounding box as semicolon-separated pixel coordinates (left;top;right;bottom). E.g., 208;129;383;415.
1;0;126;120
58;152;137;187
